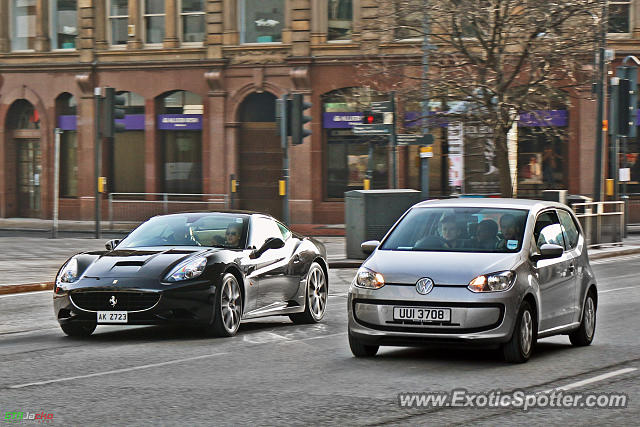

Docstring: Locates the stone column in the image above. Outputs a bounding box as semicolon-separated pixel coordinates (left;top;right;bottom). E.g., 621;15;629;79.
35;0;50;51
94;0;108;49
205;69;227;195
128;0;143;48
164;0;180;48
206;0;223;58
310;0;327;45
0;0;9;52
290;0;310;57
222;0;237;44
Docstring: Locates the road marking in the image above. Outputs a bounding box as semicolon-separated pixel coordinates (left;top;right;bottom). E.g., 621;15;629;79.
544;368;638;393
591;254;640;265
600;286;638;294
0;290;52;298
8;351;229;389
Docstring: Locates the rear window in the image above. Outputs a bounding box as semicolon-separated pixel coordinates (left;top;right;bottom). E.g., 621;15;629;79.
380;207;529;253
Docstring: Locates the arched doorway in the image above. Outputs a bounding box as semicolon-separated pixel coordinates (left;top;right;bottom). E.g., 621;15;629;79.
6;100;41;217
237;92;281;218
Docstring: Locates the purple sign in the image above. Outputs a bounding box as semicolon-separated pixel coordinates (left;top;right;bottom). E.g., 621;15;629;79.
116;114;145;130
323;112;363;128
518;110;568;127
58;115;77;131
158;114;202;130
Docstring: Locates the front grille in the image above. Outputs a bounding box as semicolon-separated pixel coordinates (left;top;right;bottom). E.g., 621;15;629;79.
70;291;160;312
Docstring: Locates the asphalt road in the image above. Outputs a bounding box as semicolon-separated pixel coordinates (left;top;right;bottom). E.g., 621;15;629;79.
0;256;639;425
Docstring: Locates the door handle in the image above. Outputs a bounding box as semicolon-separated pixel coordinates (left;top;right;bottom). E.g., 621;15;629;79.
567;263;575;274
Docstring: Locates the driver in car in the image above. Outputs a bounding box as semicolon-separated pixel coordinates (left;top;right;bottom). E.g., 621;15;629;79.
224;223;242;248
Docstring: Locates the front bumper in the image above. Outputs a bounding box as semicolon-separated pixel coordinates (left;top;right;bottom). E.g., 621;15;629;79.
348;282;521;346
53;278;215;326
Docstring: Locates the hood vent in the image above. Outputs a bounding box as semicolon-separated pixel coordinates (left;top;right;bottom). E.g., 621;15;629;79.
114;261;145;267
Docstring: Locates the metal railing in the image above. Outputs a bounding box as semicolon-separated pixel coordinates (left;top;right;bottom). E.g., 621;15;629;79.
108;192;229;229
571;201;625;248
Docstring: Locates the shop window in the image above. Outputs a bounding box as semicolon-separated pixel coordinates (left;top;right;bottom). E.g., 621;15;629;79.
158;91;203;194
112;92;146;193
517;126;567;195
181;0;205;43
609;1;631;34
109;0;128;45
239;0;284;43
50;0;77;49
144;0;165;44
328;0;352;41
322;88;390;199
56;94;78;197
11;0;37;51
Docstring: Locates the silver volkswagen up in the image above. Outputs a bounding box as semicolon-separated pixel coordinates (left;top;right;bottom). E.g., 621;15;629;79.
347;199;597;363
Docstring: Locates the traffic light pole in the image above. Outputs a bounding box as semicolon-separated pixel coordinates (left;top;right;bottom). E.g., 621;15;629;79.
390;91;398;188
94;87;102;239
279;94;290;225
421;1;431;200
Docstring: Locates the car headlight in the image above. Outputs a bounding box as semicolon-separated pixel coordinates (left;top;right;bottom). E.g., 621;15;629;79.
165;256;207;282
355;267;385;289
468;271;516;292
57;258;79;284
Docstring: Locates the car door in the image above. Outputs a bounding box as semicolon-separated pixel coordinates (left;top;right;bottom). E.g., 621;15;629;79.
532;210;574;331
557;208;583;322
247;216;295;309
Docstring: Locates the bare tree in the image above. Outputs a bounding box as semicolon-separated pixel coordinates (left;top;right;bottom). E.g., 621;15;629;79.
361;0;602;196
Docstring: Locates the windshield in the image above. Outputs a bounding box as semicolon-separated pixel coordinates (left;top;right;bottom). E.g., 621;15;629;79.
118;214;249;249
380;207;528;253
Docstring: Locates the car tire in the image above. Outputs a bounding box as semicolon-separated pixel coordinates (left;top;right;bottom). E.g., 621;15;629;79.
502;300;536;363
60;322;96;338
348;330;379;357
204;273;243;337
290;262;328;324
569;291;596;347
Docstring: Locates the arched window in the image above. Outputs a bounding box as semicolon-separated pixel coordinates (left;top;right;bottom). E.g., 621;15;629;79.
112;91;146;193
322;87;389;199
56;93;78;197
158;91;203;194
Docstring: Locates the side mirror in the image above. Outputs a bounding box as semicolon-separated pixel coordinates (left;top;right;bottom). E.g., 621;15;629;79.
105;239;121;251
250;237;285;259
531;243;563;262
361;240;381;255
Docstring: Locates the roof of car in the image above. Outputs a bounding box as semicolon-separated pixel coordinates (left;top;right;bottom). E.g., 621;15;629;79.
412;198;570;212
151;210;267;219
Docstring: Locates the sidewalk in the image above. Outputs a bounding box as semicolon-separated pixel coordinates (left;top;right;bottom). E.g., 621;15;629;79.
1;219;639;295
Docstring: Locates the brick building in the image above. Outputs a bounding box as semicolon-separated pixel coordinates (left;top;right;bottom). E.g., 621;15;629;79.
0;1;637;224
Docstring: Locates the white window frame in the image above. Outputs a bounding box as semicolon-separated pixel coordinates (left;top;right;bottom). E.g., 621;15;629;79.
10;0;37;52
608;0;632;37
49;0;78;51
238;0;284;45
179;0;205;45
327;0;354;43
143;0;166;46
108;0;128;47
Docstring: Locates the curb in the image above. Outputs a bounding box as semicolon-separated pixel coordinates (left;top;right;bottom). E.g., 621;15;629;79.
0;282;53;296
588;247;640;260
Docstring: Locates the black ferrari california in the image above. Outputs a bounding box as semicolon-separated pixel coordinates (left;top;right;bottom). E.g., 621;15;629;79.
53;212;329;337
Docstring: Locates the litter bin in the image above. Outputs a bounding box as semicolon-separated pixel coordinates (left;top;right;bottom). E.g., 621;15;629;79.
542;189;568;204
345;189;422;259
567;194;593;213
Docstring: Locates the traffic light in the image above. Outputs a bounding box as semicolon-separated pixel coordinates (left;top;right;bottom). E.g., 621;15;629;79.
362;111;383;124
617;78;631;136
616;65;638;138
291;93;312;145
103;87;126;138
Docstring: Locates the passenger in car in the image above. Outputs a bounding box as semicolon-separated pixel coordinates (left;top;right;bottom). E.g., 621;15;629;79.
471;219;499;250
497;214;522;250
415;215;467;249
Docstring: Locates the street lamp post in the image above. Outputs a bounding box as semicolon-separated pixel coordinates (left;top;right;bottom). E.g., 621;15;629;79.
593;0;608;202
